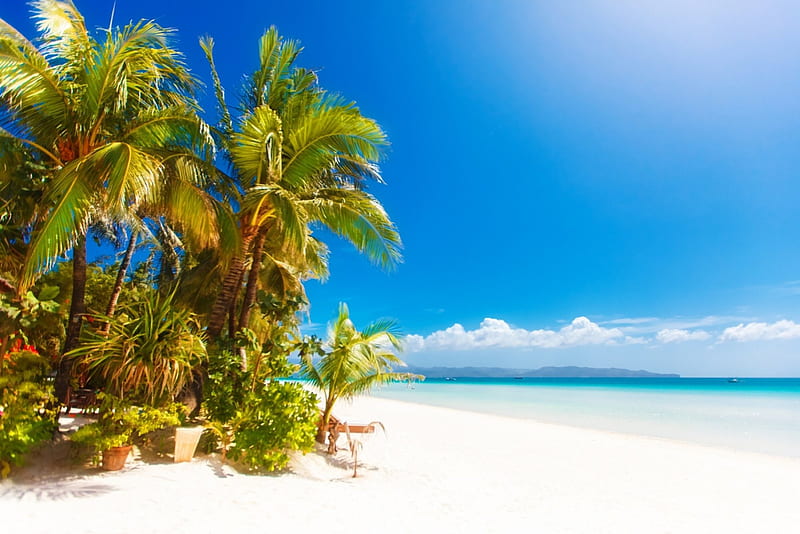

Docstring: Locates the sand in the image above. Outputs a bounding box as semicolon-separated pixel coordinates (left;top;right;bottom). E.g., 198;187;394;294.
2;396;800;533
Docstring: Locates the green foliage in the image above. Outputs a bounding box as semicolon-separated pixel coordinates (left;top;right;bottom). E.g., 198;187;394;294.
224;381;317;472
41;256;153;314
0;349;57;478
0;286;64;365
0;280;60;477
246;292;308;380
0;288;60;331
66;290;207;405
204;346;318;472
71;394;183;454
204;348;247;424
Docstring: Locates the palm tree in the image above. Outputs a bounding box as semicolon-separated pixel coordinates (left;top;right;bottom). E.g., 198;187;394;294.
201;29;402;341
0;2;224;400
299;303;416;446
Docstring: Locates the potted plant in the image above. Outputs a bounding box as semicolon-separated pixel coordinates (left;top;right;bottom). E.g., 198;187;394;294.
72;394;183;470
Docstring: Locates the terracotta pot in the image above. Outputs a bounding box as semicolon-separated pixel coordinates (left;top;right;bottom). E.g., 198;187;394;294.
102;445;132;471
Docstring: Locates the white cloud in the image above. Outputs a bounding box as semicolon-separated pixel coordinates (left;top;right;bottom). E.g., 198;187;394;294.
406;314;800;353
403;334;426;352
656;328;711;343
602;317;660;325
406;317;625;352
719;320;800;342
603;315;756;336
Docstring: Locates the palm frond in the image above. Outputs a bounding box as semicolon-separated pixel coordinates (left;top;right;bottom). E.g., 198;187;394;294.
361;318;403;349
199;36;233;140
231;105;282;186
212;201;241;269
258;253;304;301
0;25;70;150
241;184;306;251
245;27;303;111
83;19;197;130
301;189;402;270
123;108;214;158
158;170;218;251
302;235;330;280
20;157;94;290
90;142;162;216
31;0;91;67
282;99;387;188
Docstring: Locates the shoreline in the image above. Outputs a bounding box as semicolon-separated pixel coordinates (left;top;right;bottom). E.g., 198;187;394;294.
372;379;800;459
372;393;800;461
3;395;800;533
369;394;800;461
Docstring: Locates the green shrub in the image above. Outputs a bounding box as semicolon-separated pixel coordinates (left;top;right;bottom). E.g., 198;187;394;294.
204;348;247;424
225;381;318;472
0;350;57;478
71;394;183;455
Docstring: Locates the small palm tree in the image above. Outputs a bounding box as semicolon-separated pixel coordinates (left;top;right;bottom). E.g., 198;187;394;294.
299;303;416;446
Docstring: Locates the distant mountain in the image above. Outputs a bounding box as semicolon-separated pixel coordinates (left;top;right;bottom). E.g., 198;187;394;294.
403;365;679;378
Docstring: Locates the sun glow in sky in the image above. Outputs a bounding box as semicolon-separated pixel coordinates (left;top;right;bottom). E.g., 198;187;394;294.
5;0;800;375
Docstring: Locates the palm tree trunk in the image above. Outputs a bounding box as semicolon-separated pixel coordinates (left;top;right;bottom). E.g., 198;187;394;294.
237;227;267;332
228;298;237;339
101;231;138;334
318;400;334;445
56;234;87;403
206;230;255;340
186;227;251;413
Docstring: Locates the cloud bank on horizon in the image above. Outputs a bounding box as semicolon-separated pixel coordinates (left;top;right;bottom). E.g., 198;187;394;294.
405;316;800;352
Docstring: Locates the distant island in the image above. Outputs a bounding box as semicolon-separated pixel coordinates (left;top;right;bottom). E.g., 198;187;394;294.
404;366;680;379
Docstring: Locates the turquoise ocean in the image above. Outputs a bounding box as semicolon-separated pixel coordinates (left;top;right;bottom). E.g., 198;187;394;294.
372;378;800;458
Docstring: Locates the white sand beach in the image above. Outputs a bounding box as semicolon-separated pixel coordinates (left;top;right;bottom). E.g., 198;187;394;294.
3;396;800;534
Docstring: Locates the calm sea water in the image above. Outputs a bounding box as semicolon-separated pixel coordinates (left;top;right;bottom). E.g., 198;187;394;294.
372;378;800;458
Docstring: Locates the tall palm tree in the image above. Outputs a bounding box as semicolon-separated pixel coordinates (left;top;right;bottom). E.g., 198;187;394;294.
300;303;415;446
0;1;223;401
202;29;402;340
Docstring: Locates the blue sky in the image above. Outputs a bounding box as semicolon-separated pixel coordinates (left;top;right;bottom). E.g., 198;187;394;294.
6;1;800;376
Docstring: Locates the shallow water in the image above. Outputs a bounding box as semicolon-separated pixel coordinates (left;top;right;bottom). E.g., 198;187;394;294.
373;378;800;457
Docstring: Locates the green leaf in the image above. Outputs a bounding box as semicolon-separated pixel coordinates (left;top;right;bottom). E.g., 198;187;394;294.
37;285;59;301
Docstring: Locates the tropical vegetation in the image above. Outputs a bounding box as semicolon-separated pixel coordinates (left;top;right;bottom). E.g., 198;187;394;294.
0;1;411;476
0;0;228;404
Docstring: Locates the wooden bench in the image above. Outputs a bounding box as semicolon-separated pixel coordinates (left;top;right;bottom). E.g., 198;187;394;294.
325;416;382;454
334;422;376;434
64;387;98;414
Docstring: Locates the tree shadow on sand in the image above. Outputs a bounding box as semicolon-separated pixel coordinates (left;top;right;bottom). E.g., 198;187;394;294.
287;443;381;482
2;436;116;501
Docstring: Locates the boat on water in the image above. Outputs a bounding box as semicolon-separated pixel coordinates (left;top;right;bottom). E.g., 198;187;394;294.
444;377;456;381
728;378;740;383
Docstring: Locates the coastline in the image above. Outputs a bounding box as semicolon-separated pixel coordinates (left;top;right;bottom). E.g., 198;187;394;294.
373;378;800;459
3;395;800;533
